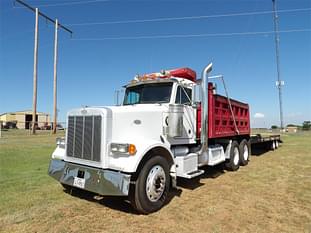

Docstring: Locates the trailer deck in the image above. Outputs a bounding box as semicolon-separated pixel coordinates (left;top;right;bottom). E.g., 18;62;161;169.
250;134;281;144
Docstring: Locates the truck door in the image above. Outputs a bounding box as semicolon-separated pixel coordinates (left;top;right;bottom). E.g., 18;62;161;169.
175;85;196;142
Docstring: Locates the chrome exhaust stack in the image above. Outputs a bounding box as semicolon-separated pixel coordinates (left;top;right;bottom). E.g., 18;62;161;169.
198;63;213;156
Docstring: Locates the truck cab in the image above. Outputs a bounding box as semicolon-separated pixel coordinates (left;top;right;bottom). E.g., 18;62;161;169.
48;64;252;214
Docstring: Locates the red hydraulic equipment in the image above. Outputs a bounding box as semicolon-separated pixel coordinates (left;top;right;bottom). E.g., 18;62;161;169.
168;68;197;82
139;67;197;82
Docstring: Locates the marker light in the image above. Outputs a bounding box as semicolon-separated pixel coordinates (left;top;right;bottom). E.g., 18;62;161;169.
128;144;137;155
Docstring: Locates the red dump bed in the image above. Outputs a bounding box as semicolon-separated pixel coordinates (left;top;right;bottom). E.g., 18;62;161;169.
197;83;250;139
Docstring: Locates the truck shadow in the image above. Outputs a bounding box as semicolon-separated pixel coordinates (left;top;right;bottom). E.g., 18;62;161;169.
251;145;271;156
98;197;136;214
65;187;184;214
63;164;227;214
63;163;249;214
64;187;138;214
176;164;225;190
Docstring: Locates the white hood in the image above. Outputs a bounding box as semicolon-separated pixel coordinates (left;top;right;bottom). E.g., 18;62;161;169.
107;104;168;143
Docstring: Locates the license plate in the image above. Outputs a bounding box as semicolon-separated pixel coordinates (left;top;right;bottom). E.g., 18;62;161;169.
73;177;85;189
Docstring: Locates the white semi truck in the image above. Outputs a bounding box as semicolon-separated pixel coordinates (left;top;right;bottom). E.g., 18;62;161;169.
48;63;280;214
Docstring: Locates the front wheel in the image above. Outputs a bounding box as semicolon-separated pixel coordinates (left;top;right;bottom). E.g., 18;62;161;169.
131;156;170;214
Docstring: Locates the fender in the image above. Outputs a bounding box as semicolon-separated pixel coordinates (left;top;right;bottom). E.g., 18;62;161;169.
132;141;177;188
134;143;175;171
108;139;175;174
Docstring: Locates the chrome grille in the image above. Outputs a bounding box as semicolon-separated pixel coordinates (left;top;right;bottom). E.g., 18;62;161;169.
67;115;102;162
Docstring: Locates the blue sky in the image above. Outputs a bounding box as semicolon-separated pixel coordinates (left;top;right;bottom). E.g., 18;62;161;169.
0;0;310;128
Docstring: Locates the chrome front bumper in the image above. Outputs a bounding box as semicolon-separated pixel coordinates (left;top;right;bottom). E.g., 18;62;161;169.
48;159;131;196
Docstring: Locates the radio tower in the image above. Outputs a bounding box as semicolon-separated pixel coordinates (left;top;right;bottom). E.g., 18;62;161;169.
272;0;284;130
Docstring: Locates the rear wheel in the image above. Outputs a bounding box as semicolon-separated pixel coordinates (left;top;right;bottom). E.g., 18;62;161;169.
271;141;276;150
225;141;240;171
239;139;250;166
130;156;170;214
275;140;279;149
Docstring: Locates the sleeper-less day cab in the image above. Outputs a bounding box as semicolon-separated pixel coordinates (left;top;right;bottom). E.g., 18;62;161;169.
48;63;280;214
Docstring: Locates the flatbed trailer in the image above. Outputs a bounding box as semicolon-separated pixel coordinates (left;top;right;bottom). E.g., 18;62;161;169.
250;134;281;144
250;134;282;150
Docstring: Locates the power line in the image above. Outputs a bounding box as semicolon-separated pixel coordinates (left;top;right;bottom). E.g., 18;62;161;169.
15;0;73;34
14;0;110;8
66;7;311;26
71;28;311;41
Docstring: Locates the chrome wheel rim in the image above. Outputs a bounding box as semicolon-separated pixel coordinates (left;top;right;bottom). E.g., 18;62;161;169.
243;144;249;161
233;147;239;165
146;165;166;202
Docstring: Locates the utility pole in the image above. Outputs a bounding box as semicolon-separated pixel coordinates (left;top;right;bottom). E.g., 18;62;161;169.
32;7;39;134
52;19;58;134
15;0;72;134
272;0;284;130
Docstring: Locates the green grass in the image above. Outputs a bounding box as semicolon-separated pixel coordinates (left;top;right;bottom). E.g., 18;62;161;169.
0;131;65;217
0;130;310;232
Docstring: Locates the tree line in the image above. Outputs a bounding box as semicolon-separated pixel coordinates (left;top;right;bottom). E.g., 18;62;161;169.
271;121;311;130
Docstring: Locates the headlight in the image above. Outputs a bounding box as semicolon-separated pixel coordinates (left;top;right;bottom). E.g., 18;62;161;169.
56;137;65;148
110;143;136;155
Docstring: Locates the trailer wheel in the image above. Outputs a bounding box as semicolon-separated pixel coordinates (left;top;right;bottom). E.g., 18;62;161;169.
131;156;170;214
275;140;279;149
271;141;276;150
239;139;250;166
225;141;240;171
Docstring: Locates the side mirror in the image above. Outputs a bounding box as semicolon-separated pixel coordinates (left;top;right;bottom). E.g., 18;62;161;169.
192;83;201;108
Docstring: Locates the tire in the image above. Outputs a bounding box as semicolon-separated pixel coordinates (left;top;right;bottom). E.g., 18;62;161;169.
275;140;279;149
271;141;276;150
130;156;170;214
239;139;250;166
225;141;240;171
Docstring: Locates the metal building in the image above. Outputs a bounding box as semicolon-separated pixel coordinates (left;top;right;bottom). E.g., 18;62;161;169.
0;110;50;129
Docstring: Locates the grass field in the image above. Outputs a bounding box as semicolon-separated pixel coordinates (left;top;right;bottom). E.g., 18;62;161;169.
0;130;310;233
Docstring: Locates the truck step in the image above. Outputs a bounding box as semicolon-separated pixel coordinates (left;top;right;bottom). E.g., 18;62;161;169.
179;169;204;179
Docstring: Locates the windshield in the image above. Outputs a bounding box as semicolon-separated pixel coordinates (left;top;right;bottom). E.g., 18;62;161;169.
123;82;173;105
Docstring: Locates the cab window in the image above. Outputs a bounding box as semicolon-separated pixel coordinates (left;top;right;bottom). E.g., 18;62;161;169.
124;82;173;105
175;86;192;105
